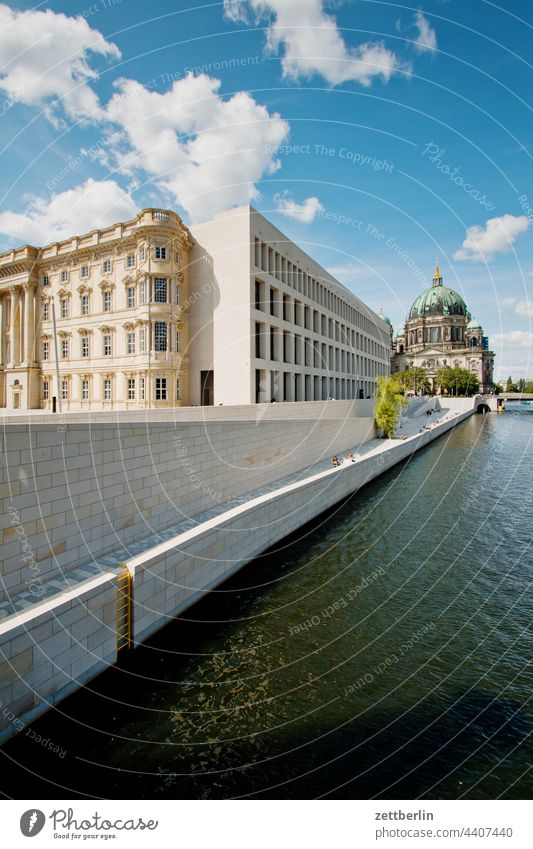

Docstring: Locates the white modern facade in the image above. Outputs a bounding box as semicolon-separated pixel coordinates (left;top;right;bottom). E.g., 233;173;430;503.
188;206;391;406
0;205;391;410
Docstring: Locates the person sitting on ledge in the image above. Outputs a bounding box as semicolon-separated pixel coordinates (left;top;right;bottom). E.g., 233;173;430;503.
347;452;357;462
331;455;341;467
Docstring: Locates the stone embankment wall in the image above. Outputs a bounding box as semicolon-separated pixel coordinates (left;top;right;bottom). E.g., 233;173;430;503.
0;400;375;604
0;397;477;742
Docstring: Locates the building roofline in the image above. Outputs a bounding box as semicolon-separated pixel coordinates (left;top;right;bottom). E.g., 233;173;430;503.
0;208;192;266
194;204;390;330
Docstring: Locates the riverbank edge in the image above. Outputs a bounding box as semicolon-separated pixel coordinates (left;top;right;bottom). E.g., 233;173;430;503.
0;401;475;744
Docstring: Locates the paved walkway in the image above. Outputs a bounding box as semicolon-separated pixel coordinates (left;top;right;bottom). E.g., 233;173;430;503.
0;403;466;624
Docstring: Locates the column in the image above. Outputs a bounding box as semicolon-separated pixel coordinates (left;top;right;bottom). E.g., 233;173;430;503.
9;287;19;366
23;284;35;365
0;297;3;367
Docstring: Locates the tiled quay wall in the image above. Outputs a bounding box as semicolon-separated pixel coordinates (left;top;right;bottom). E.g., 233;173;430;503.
0;573;118;743
0;403;476;743
130;407;474;645
0;401;376;604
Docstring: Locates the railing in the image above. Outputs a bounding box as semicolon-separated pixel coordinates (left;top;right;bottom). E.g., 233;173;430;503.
152;211;170;222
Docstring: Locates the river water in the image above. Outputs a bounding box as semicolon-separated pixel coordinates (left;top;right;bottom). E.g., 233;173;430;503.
1;408;532;799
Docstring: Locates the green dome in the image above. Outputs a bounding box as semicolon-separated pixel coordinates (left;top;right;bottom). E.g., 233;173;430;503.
408;285;468;321
467;317;481;329
379;311;392;326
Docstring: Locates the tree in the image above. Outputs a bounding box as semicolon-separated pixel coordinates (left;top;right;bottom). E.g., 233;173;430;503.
374;376;407;438
505;375;517;392
494;383;504;395
435;367;479;396
517;378;526;393
394;366;431;395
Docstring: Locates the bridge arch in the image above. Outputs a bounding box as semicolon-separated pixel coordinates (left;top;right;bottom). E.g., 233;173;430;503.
476;403;490;414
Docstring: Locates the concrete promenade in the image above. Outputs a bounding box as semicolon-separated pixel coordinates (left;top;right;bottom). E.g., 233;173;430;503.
0;396;478;743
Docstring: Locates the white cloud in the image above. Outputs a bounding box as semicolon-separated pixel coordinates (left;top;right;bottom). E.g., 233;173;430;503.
413;12;437;53
102;74;289;222
274;191;324;222
493;330;533;349
0;179;137;244
223;0;406;87
0;4;120;123
515;299;533;318
453;214;530;261
492;331;533;381
327;263;363;282
501;297;517;307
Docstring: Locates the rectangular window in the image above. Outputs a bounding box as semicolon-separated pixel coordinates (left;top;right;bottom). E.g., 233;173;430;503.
127;287;136;308
154;246;167;260
61;380;68;401
42;302;49;321
103;334;112;356
176;283;181;305
43;380;49;400
139;376;145;400
139;328;146;353
60;299;68;319
43;340;49;360
154;321;167;351
176;378;181;401
60;271;68;283
140;248;145;262
103;291;111;312
81;379;89;401
103;378;112;401
126;255;136;269
154;277;167;302
155;377;167;400
81;294;89;316
81;336;89;358
102;259;112;274
61;339;69;359
127;378;135;400
255;322;264;359
175;330;180;352
140;280;146;304
42;274;49;286
127;331;136;354
80;265;89;279
255;280;264;311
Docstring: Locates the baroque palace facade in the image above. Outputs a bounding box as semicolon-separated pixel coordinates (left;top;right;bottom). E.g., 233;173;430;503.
0;205;391;411
0;209;191;411
391;260;494;393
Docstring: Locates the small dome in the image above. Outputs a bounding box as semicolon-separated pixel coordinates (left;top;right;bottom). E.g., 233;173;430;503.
467;317;481;329
379;311;392;326
408;285;468;320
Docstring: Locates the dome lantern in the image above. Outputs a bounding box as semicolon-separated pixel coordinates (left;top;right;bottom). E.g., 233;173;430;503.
432;257;443;287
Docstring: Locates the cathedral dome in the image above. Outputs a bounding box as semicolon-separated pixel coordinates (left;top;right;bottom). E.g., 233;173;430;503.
408;260;467;321
379;310;392;326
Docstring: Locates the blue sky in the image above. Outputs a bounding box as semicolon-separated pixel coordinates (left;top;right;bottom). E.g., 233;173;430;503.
0;0;531;379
